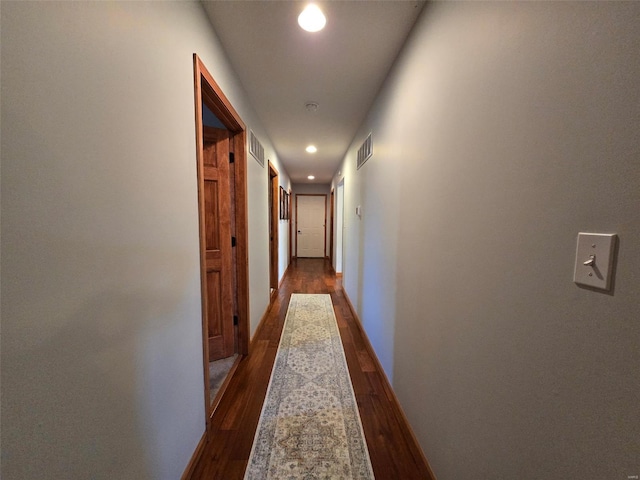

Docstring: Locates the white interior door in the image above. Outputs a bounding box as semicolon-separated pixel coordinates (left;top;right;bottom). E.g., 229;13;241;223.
297;195;325;258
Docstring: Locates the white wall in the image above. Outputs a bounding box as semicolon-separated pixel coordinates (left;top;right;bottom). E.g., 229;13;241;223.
291;183;332;258
0;2;288;479
333;2;640;479
247;154;290;335
276;171;292;284
335;180;344;273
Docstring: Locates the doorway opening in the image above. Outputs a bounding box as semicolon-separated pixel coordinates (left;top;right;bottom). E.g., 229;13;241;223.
193;54;250;424
268;161;279;300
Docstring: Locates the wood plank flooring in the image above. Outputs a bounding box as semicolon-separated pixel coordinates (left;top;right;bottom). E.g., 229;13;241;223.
190;258;434;479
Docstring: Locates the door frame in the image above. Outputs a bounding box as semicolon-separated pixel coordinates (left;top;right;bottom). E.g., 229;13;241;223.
268;161;279;300
193;54;250;423
295;194;327;258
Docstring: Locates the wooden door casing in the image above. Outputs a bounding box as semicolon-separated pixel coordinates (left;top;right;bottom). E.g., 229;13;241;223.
193;54;251;432
268;162;279;294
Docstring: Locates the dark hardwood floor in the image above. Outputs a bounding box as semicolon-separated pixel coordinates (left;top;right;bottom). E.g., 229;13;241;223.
190;258;434;479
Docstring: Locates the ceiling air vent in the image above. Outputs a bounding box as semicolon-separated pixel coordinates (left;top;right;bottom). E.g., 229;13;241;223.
357;133;372;170
250;130;265;167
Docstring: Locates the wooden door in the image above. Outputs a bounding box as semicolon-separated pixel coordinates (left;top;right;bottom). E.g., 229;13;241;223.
202;126;234;361
296;195;326;258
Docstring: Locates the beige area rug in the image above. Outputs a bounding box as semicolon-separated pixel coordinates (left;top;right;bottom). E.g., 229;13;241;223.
244;294;375;480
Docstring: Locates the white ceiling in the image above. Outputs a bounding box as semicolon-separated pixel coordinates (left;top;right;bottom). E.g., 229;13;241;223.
202;1;426;184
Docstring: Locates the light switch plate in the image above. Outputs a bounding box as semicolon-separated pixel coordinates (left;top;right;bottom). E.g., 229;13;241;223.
573;233;617;290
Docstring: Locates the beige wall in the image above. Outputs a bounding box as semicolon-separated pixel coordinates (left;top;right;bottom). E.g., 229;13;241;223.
333;2;640;478
0;2;288;478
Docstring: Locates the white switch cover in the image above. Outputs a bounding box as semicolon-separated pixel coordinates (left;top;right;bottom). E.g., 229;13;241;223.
573;233;617;290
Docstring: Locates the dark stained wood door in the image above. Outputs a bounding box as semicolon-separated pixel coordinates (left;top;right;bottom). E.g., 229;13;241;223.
203;126;234;362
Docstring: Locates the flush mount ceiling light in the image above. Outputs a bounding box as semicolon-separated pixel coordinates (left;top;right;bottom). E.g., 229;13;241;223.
305;101;319;112
305;145;317;153
298;4;326;33
308;175;315;180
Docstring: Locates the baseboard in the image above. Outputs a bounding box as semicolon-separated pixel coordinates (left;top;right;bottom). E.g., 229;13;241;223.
249;301;272;350
327;260;336;275
181;430;207;480
336;272;343;278
341;288;437;480
251;261;295;350
278;262;291;289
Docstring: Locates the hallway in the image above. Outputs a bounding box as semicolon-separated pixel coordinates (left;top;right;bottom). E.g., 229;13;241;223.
191;259;434;479
3;3;638;478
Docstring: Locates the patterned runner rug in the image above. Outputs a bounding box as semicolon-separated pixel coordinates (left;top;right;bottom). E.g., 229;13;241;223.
244;293;375;479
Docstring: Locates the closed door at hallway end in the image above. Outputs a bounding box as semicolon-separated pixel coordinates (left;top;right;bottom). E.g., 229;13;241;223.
296;194;326;258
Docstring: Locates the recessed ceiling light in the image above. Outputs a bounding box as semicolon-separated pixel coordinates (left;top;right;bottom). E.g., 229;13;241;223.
298;4;326;33
308;175;315;180
305;145;317;153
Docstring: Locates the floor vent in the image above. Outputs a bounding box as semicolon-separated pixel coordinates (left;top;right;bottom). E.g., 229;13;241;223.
250;130;265;167
357;133;372;170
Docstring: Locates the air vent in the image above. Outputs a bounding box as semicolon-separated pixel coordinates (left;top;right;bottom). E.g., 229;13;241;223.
357;133;372;170
249;130;265;167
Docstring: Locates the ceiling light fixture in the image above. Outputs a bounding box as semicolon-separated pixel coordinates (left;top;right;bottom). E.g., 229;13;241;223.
298;4;326;33
308;175;315;180
305;101;319;112
305;145;317;153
